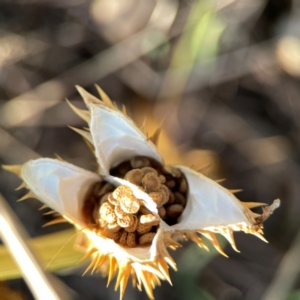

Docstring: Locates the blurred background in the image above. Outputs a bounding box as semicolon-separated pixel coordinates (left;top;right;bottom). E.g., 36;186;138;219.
0;0;299;299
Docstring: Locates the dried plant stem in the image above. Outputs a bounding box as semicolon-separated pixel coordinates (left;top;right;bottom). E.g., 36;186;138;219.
0;193;72;300
262;229;300;300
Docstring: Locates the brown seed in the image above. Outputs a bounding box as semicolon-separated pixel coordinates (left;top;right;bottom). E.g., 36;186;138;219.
107;222;121;232
162;166;181;178
125;215;138;232
139;206;152;215
127;232;137;247
165;180;176;189
158;206;166;219
124;169;144;186
114;203;126;218
167;190;175;204
99;202;114;218
113;185;133;200
139;232;156;245
105;211;117;224
159;185;170;205
130;157;150;169
141;167;158;175
179;177;188;193
140;214;160;226
108;193;119;206
142;172;161;192
120;194;140;214
166;204;184;218
149;192;163;207
174;192;187;207
106;230;122;242
117;213;135;228
119;230;128;245
137;222;152;234
117;162;131;176
159;175;166;183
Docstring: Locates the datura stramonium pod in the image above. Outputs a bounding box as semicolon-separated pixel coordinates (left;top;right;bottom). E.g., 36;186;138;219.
4;86;280;300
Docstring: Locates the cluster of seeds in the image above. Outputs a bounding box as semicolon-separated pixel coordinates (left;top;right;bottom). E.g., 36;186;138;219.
113;157;188;226
82;156;188;247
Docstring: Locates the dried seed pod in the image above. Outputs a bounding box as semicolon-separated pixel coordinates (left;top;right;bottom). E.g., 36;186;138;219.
166;204;184;218
124;169;144;186
117;213;135;228
127;232;137;247
120;194;140;214
113;185;133;200
108;193;119;206
142;172;161;192
149;192;163;207
125;215;138;232
107;222;121;232
158;206;166;219
140;214;160;226
136;221;152;234
141;167;158;175
174;192;187;207
130;157;150;169
139;206;152;215
139;232;156;245
179;177;188;193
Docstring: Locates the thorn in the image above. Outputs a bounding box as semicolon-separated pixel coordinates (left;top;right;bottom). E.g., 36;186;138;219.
94;84;115;109
15;182;27;191
76;85;101;106
200;231;228;258
157;259;172;285
139;117;147;134
122;105;127;116
38;204;48;210
2;165;22;176
43;210;56;216
66;98;90;123
54;153;64;161
253;232;268;243
243;202;267;209
107;256;118;287
149;116;165;146
215;178;226;183
222;229;240;253
17;191;35;202
69;126;93;144
82;254;99;276
197;164;211;176
77;248;97;265
42;217;67;227
228;189;243;194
